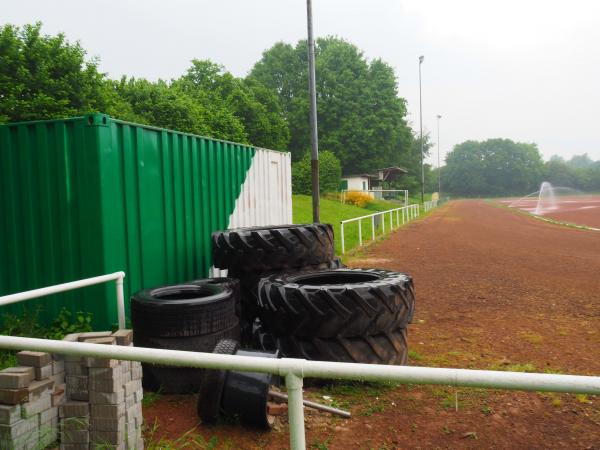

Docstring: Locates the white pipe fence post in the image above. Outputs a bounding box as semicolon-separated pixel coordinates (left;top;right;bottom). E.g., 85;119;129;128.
358;220;362;246
341;223;345;254
381;212;385;233
116;274;126;330
286;372;306;450
371;216;375;240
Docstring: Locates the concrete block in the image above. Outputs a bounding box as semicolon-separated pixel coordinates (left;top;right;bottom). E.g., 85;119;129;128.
83;336;116;345
39;418;59;448
27;378;55;400
90;429;123;445
123;379;142;397
89;389;124;405
0;367;35;389
61;429;89;444
0;387;29;405
0;415;38;439
131;364;142;381
21;392;51;418
62;333;82;342
68;390;89;402
112;329;133;346
134;388;143;404
52;388;66;406
125;404;142;423
60;443;90;450
90;403;125;419
89;377;124;393
64;354;83;363
50;373;66;386
89;416;125;432
34;363;53;380
39;405;58;424
77;331;112;341
59;401;89;418
53;359;65;375
16;351;52;368
89;367;121;380
0;404;21;425
120;360;131;373
125;394;135;410
65;362;87;376
65;375;88;392
61;416;89;432
84;357;119;368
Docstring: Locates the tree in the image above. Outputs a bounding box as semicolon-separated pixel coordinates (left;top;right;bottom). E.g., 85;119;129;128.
444;139;544;196
249;37;413;174
292;151;341;195
0;23;111;123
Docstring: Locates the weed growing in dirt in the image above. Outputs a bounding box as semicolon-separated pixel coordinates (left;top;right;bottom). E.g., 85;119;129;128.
481;405;493;415
142;389;162;408
310;436;332;450
408;349;423;361
489;362;537;372
519;331;544;345
361;403;385;416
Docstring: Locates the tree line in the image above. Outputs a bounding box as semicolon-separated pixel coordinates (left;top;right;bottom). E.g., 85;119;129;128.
1;23;430;194
441;138;600;196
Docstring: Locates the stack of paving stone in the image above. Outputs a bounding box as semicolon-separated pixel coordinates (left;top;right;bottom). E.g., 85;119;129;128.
61;330;143;450
0;350;62;450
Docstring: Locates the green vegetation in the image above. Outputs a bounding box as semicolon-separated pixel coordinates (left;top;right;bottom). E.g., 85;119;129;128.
0;308;93;369
293;194;409;254
293;151;342;194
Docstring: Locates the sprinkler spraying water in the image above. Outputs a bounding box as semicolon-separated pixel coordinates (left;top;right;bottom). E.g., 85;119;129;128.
534;182;557;215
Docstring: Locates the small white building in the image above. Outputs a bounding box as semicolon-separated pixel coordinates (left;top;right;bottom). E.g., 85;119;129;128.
340;173;378;192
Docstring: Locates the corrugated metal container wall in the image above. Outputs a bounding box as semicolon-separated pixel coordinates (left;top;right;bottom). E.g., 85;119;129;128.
0;114;292;329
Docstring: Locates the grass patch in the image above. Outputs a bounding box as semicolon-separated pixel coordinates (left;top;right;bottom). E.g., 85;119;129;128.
293;194;425;254
519;331;544;345
142;389;162;408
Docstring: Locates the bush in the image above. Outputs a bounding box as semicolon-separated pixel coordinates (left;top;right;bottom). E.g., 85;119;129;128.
344;191;373;208
292;151;342;195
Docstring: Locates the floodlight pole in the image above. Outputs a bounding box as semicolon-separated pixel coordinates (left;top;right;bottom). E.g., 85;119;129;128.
307;0;320;222
437;114;442;197
419;55;425;203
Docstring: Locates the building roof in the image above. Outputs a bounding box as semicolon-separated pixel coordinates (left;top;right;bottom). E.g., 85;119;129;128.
341;173;378;179
343;166;408;180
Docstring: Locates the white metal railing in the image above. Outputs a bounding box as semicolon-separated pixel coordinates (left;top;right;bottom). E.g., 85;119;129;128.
0;272;126;329
423;199;439;212
341;189;409;206
340;204;420;254
0;336;598;450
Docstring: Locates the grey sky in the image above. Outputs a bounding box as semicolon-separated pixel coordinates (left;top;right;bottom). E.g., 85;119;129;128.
4;0;600;164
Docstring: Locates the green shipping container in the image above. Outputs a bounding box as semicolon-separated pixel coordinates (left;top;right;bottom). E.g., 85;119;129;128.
0;114;292;329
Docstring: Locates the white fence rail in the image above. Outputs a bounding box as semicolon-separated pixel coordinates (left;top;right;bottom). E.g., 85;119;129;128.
423;199;439;212
0;272;127;329
0;335;598;450
340;204;420;254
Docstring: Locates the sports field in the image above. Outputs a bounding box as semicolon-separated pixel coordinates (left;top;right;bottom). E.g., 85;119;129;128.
502;195;600;229
143;200;600;449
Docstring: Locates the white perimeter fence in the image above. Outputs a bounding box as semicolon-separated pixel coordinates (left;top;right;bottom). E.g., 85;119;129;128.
340;198;439;254
1;274;600;449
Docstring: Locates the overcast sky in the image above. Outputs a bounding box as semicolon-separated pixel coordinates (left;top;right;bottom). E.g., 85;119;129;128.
4;0;600;164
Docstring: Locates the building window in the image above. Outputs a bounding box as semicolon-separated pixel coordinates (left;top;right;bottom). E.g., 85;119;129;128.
362;181;367;190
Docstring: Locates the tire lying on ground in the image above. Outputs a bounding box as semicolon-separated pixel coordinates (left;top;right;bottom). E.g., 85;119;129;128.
131;282;240;393
257;268;415;338
131;283;237;338
252;319;408;365
212;223;334;273
189;277;241;318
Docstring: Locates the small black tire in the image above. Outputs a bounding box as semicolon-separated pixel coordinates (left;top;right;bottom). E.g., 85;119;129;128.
131;283;236;338
189;277;241;319
197;339;240;424
212;223;334;272
257;268;415;338
273;328;409;365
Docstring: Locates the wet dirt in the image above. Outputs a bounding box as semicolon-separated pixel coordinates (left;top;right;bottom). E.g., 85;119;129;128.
143;200;600;449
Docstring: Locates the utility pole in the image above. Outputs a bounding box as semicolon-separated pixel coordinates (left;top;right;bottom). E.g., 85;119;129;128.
418;55;425;203
437;114;442;197
307;0;320;222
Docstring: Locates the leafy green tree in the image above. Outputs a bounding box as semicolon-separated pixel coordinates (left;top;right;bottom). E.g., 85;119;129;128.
444;138;544;196
249;37;413;173
0;22;111;123
292;151;341;195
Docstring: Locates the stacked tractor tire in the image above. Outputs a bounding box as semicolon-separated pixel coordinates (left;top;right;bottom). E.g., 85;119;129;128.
212;223;415;365
130;222;415;395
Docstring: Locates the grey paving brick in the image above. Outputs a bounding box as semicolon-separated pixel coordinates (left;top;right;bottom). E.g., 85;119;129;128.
89;416;125;432
16;351;52;368
27;378;55;399
84;357;119;368
65;375;88;392
77;331;112;341
61;416;89;431
90;429;123;445
0;415;38;438
61;428;89;444
52;359;65;375
0;367;35;389
59;401;89;418
34;363;53;380
65;362;87;376
0;387;29;404
89;389;124;405
112;330;133;346
123;379;142;397
83;336;116;346
90;403;125;419
62;333;82;342
89;367;121;380
21;393;51;418
0;404;21;425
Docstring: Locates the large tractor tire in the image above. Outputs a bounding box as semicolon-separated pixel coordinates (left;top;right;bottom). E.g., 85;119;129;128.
131;283;237;338
257;268;415;338
212;223;334;273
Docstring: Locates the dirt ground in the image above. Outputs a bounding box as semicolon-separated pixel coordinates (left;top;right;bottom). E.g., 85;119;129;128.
501;195;600;228
143;200;600;449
